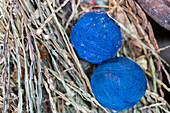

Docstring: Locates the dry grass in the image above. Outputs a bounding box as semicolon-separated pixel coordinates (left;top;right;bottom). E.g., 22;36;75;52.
0;0;169;113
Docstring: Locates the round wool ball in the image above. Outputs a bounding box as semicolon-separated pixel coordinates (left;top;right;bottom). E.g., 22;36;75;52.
91;57;147;111
71;10;122;63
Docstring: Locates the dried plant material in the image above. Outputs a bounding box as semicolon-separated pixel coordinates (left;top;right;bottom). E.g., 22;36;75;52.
11;67;25;83
35;43;49;60
136;58;148;70
0;0;169;113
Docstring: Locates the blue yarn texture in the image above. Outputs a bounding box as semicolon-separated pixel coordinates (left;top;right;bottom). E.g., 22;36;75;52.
91;57;147;111
71;10;122;63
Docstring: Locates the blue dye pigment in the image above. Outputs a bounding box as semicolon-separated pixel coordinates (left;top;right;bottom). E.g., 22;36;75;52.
71;10;122;63
91;57;147;111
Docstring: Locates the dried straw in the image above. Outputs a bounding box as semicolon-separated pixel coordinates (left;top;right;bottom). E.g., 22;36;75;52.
0;0;169;113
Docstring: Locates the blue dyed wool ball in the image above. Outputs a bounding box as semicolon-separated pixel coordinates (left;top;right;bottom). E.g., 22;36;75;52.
91;57;147;111
71;10;122;63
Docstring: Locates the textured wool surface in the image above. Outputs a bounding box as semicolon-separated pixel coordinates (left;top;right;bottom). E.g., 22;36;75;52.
91;57;147;111
71;10;122;63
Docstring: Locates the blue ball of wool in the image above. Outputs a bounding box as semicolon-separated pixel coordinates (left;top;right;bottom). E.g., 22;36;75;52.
71;10;122;63
91;57;147;111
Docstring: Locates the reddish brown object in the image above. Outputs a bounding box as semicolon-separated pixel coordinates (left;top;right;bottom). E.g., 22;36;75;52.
137;0;170;30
